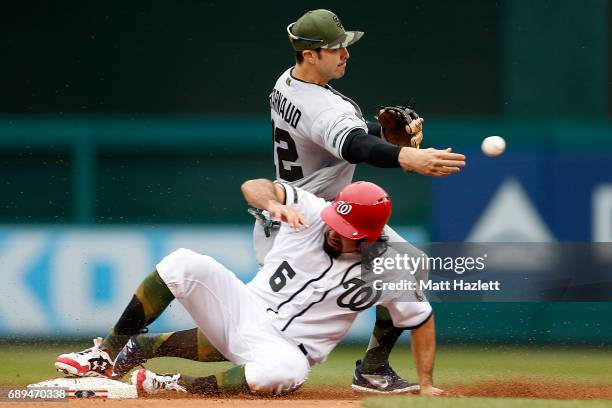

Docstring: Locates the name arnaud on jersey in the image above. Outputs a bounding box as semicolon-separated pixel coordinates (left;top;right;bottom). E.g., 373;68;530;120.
270;87;302;129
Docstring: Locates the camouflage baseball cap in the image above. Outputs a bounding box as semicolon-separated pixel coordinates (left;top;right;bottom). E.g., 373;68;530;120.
287;9;364;51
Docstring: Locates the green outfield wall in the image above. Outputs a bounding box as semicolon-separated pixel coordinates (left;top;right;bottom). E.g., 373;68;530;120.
1;116;610;225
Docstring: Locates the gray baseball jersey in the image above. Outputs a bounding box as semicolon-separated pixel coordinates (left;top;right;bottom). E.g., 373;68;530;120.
270;67;368;201
258;68;419;268
254;68;372;264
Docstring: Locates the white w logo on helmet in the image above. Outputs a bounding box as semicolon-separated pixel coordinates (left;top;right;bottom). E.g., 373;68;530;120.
336;200;352;215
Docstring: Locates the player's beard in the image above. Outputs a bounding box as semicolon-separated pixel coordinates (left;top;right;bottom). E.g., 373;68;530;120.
323;231;342;258
327;63;346;81
335;62;347;78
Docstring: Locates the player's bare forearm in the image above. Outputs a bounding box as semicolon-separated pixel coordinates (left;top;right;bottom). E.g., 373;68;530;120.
410;314;446;395
241;179;309;231
399;147;466;176
410;315;435;387
241;179;283;210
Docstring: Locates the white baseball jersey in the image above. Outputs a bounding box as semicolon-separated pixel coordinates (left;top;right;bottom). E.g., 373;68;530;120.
270;67;368;201
247;183;431;363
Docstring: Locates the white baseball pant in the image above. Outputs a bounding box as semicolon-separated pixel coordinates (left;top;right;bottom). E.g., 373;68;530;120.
156;248;309;394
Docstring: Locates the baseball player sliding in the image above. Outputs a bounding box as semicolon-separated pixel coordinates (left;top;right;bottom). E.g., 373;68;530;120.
54;178;445;396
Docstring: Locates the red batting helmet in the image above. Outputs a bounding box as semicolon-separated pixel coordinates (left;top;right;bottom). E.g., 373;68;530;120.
320;181;391;242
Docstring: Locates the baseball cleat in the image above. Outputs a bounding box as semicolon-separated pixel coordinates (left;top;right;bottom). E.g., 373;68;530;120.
55;337;114;378
112;336;148;379
351;359;420;394
131;369;187;396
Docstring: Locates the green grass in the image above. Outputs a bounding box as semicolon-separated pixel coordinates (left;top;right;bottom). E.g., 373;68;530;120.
362;397;612;408
0;342;610;387
311;344;612;386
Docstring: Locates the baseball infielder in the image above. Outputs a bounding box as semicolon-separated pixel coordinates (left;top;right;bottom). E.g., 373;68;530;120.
55;179;445;396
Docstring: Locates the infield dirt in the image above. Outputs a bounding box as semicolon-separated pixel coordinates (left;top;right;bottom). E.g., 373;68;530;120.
3;380;612;408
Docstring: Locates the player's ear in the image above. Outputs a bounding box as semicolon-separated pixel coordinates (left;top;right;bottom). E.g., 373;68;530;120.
303;50;316;64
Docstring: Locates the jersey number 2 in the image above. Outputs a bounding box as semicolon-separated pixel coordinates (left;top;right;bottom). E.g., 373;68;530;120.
269;261;296;292
273;123;304;182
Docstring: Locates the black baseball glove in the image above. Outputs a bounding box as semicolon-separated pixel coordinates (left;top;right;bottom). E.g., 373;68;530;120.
377;105;424;148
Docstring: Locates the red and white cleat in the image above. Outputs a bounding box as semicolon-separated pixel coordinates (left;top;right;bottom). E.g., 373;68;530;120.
131;369;187;396
55;337;114;378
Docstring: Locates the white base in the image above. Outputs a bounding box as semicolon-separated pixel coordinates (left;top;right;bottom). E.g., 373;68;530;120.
28;377;138;399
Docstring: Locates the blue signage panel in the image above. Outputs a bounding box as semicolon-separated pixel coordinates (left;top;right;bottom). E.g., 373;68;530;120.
432;150;612;242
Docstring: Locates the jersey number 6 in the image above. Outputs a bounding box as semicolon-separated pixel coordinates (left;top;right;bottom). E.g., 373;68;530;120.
273;123;304;182
269;261;297;292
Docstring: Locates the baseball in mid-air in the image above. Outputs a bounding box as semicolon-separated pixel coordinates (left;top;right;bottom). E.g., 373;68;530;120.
481;136;506;157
